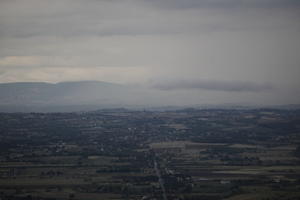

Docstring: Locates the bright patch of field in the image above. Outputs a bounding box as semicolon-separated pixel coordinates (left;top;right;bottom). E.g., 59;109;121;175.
165;123;187;130
229;144;264;149
150;141;187;149
150;141;226;149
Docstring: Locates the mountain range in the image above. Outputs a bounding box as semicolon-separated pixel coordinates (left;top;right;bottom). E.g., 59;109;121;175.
0;81;149;112
1;81;299;112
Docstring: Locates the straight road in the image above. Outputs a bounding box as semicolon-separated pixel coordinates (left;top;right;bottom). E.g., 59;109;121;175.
154;159;168;200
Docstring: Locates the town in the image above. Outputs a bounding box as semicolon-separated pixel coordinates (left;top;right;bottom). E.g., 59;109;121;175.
0;108;299;200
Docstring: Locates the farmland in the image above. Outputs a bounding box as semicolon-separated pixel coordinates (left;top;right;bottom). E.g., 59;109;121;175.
0;109;300;199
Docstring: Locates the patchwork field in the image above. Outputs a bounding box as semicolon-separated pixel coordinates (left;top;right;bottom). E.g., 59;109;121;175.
0;109;299;199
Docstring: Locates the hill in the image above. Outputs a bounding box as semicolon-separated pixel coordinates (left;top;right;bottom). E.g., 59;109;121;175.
0;81;142;112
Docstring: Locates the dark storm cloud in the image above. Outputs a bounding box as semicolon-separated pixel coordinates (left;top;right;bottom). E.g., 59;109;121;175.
153;80;273;92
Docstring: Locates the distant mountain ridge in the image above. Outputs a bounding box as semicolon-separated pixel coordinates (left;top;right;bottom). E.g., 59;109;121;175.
0;81;139;111
1;81;299;112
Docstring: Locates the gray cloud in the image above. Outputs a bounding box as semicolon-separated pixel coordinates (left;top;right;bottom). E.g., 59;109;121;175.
0;0;299;105
144;0;300;10
152;80;273;92
0;0;299;39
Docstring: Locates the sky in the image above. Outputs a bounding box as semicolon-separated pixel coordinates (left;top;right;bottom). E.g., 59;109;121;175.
0;0;300;105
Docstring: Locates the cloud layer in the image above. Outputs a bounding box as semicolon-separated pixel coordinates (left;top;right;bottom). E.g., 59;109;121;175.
152;80;273;92
0;0;299;105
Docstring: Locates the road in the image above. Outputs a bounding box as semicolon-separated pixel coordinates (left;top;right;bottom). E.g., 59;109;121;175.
154;159;168;200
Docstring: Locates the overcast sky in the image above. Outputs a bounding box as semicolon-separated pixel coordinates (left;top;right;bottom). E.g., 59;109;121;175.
0;0;299;105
